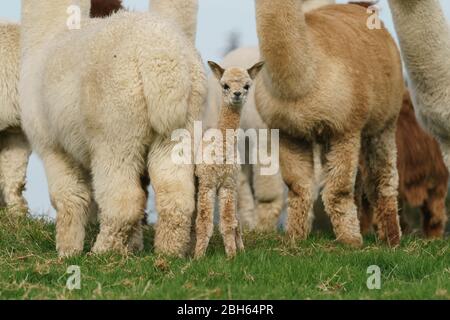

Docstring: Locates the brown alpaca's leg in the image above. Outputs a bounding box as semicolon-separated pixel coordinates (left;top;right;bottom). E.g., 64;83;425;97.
279;135;314;242
355;170;374;236
218;182;242;258
322;134;362;247
361;125;401;247
0;131;30;215
422;190;448;239
194;182;216;259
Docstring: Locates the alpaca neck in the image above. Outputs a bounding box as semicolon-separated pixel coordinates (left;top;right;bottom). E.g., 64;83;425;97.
255;0;316;98
150;0;199;45
21;0;91;54
218;104;242;134
389;0;450;88
217;104;242;162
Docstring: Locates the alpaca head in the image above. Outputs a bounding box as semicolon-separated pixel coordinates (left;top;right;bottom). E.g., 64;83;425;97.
208;61;265;108
90;0;124;18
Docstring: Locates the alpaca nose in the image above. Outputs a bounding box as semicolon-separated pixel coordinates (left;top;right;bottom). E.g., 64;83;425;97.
234;92;242;97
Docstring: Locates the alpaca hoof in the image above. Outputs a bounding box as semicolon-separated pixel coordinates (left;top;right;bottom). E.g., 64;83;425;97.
337;233;363;248
154;211;192;258
193;243;208;259
7;205;28;217
57;246;83;258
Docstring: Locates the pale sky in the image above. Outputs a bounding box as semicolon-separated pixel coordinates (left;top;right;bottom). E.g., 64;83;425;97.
1;0;450;217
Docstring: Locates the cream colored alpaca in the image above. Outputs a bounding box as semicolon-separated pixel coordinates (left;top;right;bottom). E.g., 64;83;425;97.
388;0;450;169
0;23;30;215
254;0;404;246
0;1;124;216
20;0;206;257
204;0;335;232
195;61;265;258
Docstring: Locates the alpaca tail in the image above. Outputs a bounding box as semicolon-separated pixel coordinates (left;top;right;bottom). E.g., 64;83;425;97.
137;48;192;137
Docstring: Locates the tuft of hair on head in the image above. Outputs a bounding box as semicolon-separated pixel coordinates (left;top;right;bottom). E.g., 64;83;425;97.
208;61;225;81
348;0;379;9
247;61;265;80
90;0;124;18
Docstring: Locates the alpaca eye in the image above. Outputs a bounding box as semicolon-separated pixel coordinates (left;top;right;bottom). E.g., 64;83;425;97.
223;84;230;90
244;85;250;90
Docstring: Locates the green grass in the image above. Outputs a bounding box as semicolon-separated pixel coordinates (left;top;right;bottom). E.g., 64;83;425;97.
0;210;448;300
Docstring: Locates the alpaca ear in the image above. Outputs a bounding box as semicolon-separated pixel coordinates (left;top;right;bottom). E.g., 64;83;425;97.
247;61;265;80
208;61;225;80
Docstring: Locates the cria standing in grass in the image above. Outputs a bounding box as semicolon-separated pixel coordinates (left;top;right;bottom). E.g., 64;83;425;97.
195;61;265;258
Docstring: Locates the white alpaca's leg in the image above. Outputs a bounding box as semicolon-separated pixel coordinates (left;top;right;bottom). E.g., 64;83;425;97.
321;133;363;247
253;163;285;232
149;137;196;257
42;151;91;257
0;131;30;215
91;146;147;254
237;166;256;230
194;181;216;259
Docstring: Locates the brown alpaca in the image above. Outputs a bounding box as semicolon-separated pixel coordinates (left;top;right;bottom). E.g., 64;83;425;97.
90;0;124;18
360;91;449;238
195;61;265;258
254;1;404;246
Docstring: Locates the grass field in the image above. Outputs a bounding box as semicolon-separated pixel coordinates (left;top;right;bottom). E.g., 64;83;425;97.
0;210;449;300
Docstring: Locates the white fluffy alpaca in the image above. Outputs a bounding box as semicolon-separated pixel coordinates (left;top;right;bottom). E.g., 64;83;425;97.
388;0;450;169
203;0;335;231
20;0;206;257
0;22;30;215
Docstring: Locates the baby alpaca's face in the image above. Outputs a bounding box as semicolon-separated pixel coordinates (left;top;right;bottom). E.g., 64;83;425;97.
220;68;253;106
208;61;265;107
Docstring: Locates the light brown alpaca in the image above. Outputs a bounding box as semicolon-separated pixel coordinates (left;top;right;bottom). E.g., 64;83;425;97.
254;1;404;246
195;61;265;258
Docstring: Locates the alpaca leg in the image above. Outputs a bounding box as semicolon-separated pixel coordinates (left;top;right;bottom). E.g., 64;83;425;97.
0;131;30;215
237;166;256;230
91;147;147;254
126;173;151;252
361;126;401;246
279;135;315;241
322;134;363;247
422;190;448;239
253;162;285;232
149;137;196;257
355;169;373;235
218;184;242;258
42;151;91;257
194;182;216;259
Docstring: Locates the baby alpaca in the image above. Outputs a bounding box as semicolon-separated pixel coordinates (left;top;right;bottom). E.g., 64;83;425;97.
195;61;265;258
